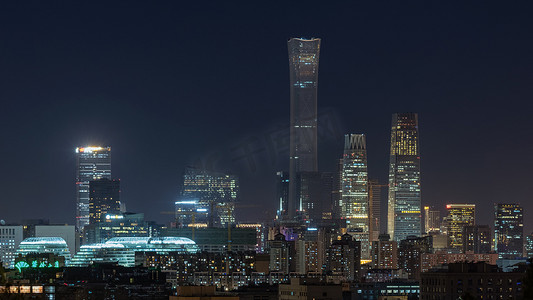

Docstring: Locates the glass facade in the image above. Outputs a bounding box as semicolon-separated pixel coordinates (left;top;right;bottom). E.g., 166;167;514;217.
445;204;475;249
75;146;111;231
89;178;120;225
341;134;370;258
494;203;523;259
177;168;239;228
387;113;421;241
288;38;320;219
16;237;71;265
70;236;199;267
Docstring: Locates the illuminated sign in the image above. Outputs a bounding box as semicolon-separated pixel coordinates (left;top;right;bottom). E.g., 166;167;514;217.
14;260;60;272
75;146;107;153
106;214;124;220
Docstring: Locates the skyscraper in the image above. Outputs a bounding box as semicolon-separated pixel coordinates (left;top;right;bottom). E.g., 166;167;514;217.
463;225;491;254
494;203;523;259
287;38;320;219
424;206;441;234
276;171;290;219
368;179;385;242
341;134;370;258
89;178;120;225
387;113;421;241
75;146;111;231
176;168;239;228
445;204;475;250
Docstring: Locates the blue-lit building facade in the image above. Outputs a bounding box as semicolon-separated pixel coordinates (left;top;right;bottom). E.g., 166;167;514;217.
70;237;199;267
387;113;422;241
287;38;320;220
341;134;370;259
83;212;154;244
494;203;524;259
15;237;71;269
176;168;239;228
75;146;112;231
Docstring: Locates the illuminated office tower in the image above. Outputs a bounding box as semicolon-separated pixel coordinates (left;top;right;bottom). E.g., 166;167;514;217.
287;38;320;219
176;168;239;228
424;206;441;234
75;146;111;231
387;113;421;241
341;134;370;258
89;179;120;225
445;204;475;250
494;203;523;259
369;179;385;242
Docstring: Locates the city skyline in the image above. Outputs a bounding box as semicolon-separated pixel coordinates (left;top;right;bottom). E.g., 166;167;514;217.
1;2;533;235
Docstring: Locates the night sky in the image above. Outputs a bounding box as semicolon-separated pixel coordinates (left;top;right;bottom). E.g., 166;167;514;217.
1;2;532;233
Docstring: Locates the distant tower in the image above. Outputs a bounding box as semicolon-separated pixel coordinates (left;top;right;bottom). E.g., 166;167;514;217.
494;203;523;259
424;206;441;234
387;113;421;241
445;204;475;249
89;179;120;225
287;38;321;219
368;179;385;242
276;171;290;219
75;146;111;231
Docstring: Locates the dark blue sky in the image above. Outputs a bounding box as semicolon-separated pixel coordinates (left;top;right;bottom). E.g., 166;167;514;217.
1;2;532;232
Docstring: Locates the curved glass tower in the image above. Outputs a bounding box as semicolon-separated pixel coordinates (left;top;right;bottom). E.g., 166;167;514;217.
387;113;421;241
287;38;321;219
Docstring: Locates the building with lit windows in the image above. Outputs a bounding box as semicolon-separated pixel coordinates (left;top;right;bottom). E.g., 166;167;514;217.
16;237;71;266
325;233;361;282
398;235;433;280
341;134;370;259
424;206;441;234
494;203;524;259
462;225;491;254
371;234;398;269
83;212;153;244
276;171;290;219
0;225;23;269
75;146;111;231
287;38;320;220
267;233;292;275
368;179;385;242
445;204;475;250
177;168;239;228
89;178;120;225
70;237;199;267
387;113;421;241
526;233;533;258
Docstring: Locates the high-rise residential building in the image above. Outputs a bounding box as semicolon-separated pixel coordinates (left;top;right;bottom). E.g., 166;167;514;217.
287;37;320;219
494;203;523;259
341;134;370;258
89;179;120;225
371;233;398;269
368;179;385;242
268;233;292;274
462;225;491;254
398;235;433;280
424;206;441;234
445;204;475;250
176;167;239;228
387;113;421;241
276;171;290;219
325;233;361;281
0;225;23;269
75;146;111;231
